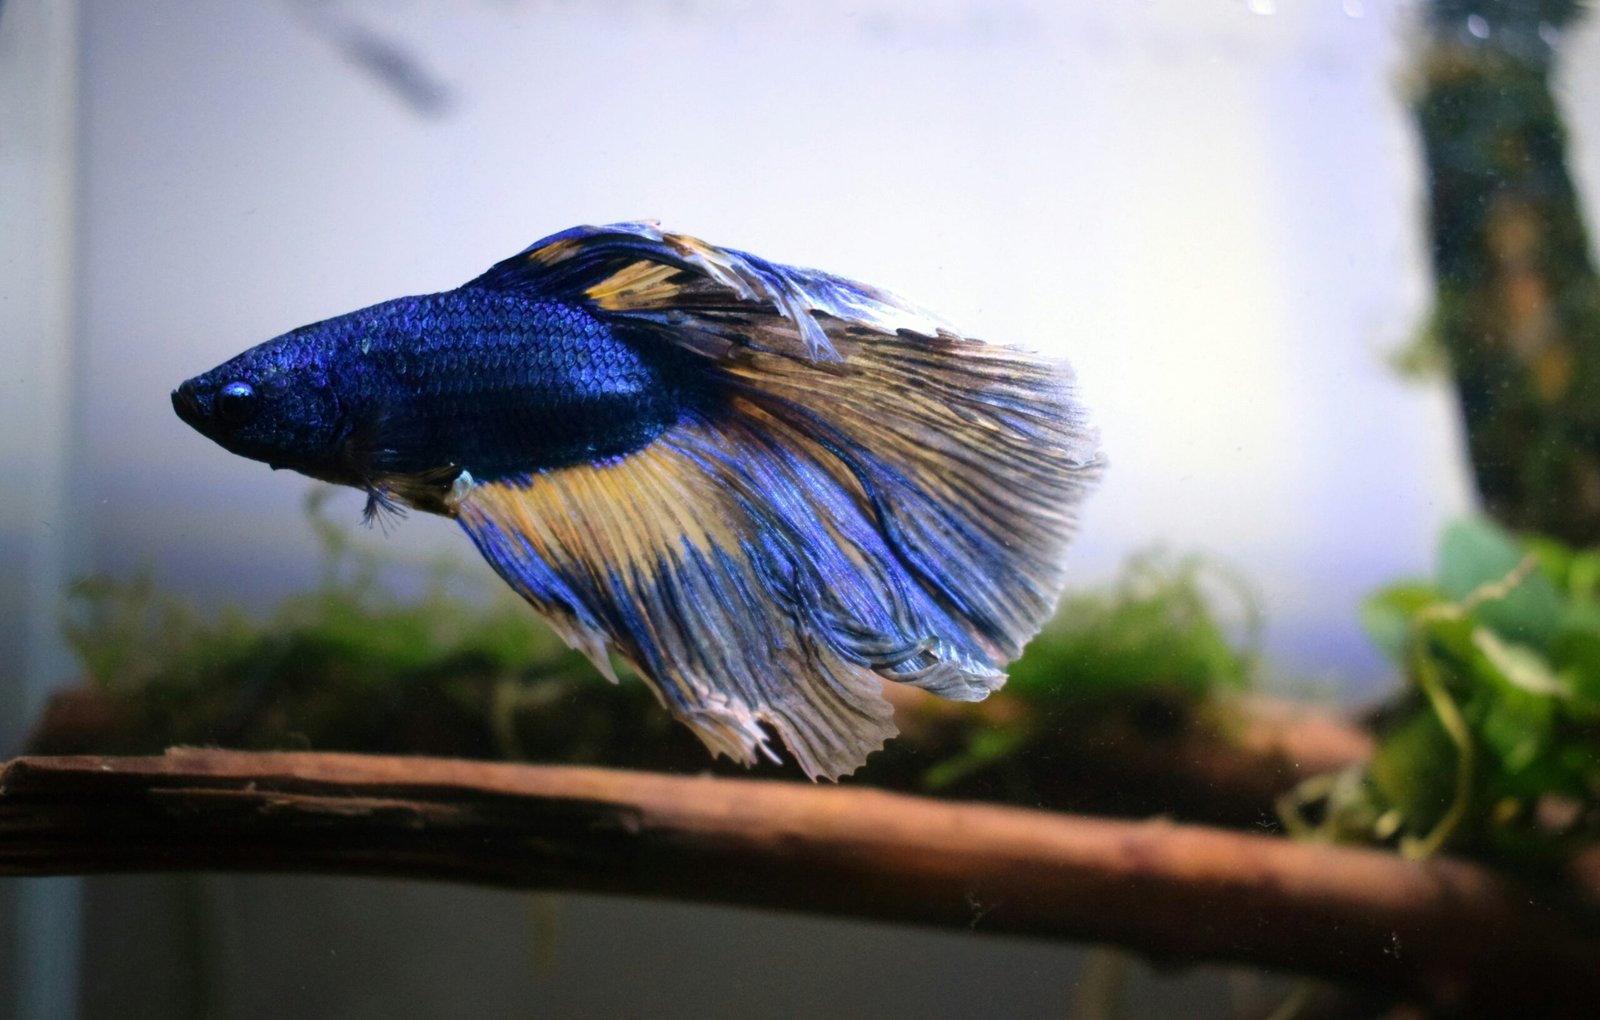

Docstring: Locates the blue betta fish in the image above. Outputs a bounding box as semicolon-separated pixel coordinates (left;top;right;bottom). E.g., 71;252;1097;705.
173;223;1102;778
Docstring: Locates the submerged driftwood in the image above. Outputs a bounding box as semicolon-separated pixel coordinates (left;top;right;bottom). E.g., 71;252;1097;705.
27;681;1372;830
1414;1;1600;543
2;750;1597;1018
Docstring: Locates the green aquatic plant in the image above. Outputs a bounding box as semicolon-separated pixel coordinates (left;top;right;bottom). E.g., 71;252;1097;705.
51;493;1259;789
68;492;568;688
1008;552;1258;701
1283;518;1600;865
54;489;611;757
921;552;1259;790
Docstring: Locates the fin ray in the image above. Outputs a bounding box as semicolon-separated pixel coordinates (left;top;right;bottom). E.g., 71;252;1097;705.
457;225;1102;777
457;422;905;778
470;221;954;363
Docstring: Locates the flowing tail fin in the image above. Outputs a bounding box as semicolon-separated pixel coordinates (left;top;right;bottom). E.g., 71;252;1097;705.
455;223;1102;777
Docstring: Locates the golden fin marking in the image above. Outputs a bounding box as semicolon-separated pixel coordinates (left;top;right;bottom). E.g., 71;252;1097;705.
457;426;900;780
525;237;577;267
585;260;685;312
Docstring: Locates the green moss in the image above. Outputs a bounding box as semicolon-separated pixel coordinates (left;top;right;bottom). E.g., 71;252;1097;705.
55;490;608;757
921;552;1257;790
1009;552;1257;702
54;493;1260;787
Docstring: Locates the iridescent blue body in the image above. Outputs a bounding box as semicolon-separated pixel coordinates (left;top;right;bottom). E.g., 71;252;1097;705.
175;287;702;510
175;222;1102;778
315;291;694;476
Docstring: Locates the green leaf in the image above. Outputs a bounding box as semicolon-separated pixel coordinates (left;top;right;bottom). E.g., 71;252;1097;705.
1561;600;1600;641
1361;583;1446;662
1478;688;1553;776
1438;519;1522;596
1370;711;1459;834
1437;519;1563;649
1569;551;1600;602
1558;741;1600;785
1523;534;1576;588
1472;629;1566;697
1414;613;1482;677
1553;629;1600;715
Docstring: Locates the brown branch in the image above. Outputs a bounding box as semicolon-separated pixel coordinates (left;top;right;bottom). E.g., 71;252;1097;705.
2;750;1595;1017
28;680;1374;828
884;688;1375;826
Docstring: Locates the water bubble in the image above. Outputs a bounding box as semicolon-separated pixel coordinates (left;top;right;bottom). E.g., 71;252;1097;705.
1539;21;1559;46
1467;14;1489;39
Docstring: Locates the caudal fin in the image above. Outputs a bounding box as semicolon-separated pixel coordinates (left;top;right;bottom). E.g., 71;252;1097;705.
455;224;1102;777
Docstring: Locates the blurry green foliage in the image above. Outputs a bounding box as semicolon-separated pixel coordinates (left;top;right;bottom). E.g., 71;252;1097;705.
68;492;570;688
56;493;1259;787
1286;518;1600;865
1008;553;1257;701
923;553;1258;789
57;490;615;757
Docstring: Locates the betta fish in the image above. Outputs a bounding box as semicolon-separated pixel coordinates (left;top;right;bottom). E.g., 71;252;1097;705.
173;223;1102;778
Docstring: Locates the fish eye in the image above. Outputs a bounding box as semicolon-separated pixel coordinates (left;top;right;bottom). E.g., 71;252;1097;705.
216;381;258;424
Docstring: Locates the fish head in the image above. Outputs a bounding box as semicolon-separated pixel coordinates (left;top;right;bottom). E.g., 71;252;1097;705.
173;326;354;483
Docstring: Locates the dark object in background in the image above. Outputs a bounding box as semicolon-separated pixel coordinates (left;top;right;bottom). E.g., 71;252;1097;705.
1415;0;1600;544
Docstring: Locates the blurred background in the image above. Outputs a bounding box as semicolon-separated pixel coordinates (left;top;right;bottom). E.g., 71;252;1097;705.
5;0;1599;1016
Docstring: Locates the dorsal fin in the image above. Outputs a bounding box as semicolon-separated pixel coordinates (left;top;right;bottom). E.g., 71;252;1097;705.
468;221;955;363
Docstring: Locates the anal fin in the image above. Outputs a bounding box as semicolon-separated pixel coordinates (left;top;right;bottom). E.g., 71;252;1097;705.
455;416;906;779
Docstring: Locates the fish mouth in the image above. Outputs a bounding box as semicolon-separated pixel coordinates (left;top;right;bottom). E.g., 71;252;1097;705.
172;383;205;430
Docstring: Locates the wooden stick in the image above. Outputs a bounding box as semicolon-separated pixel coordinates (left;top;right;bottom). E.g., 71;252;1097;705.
29;682;1375;828
2;750;1595;1018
